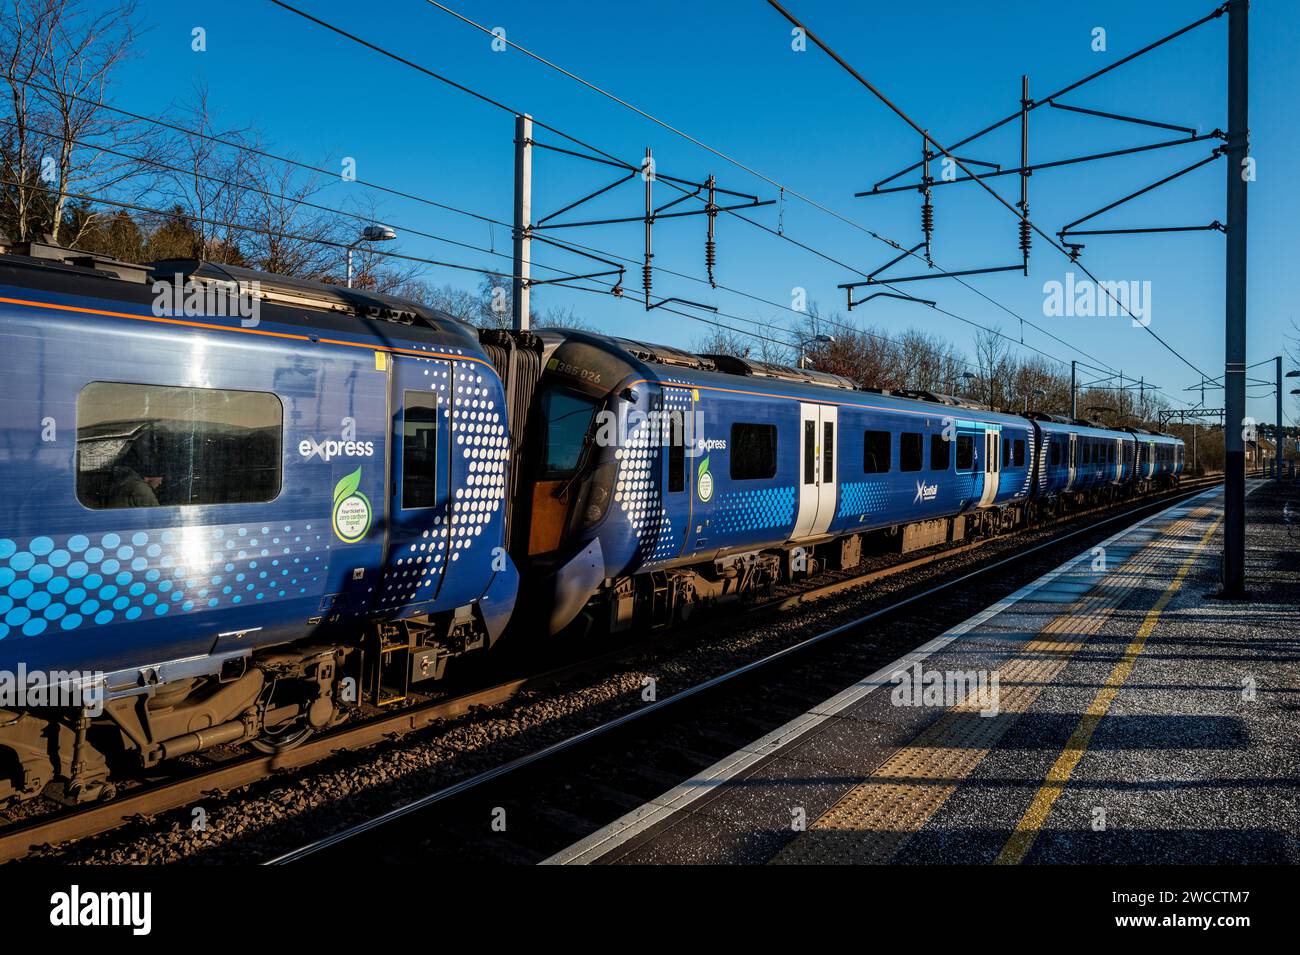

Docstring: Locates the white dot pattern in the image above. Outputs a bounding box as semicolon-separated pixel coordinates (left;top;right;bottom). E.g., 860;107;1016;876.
616;386;693;566
379;355;510;610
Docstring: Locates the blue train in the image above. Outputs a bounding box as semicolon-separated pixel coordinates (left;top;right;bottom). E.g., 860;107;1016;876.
522;332;1184;635
0;243;1182;804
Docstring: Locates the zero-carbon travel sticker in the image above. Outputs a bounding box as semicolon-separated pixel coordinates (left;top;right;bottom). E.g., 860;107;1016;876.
332;467;373;543
697;455;714;503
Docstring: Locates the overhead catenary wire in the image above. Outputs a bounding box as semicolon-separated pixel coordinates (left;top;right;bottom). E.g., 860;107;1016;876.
283;0;1150;393
417;0;1127;379
7;6;1178;408
763;0;1214;382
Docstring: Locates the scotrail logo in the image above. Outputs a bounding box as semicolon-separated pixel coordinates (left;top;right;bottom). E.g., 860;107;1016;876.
914;479;938;503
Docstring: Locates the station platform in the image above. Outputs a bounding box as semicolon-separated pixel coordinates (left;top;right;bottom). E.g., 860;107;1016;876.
545;479;1300;865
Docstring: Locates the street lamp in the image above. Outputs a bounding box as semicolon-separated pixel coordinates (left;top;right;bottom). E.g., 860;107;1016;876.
346;224;397;288
798;333;834;369
1023;387;1047;413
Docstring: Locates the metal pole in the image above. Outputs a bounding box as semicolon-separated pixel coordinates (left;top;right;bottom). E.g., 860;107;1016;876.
1019;74;1030;275
512;113;532;332
1276;355;1282;477
346;246;353;288
1223;0;1248;595
643;147;654;309
1070;360;1077;419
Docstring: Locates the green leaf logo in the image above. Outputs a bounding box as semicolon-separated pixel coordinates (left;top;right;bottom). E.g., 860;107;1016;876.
334;467;362;506
697;454;710;481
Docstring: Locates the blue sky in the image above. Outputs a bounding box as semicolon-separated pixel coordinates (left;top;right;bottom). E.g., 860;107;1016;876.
107;0;1299;423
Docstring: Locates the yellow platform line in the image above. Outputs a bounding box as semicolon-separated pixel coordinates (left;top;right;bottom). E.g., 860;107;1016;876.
994;514;1224;865
770;507;1212;865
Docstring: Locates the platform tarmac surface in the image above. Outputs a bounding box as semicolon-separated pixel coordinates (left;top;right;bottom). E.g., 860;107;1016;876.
545;479;1299;865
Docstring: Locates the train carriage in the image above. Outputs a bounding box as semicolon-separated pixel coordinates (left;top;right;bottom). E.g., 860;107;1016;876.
516;332;1071;637
0;244;517;801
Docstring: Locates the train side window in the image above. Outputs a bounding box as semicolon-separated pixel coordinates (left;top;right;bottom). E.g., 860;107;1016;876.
823;421;835;481
900;432;923;472
1014;438;1025;467
930;434;949;470
76;381;282;509
804;420;817;484
956;433;974;471
402;391;438;508
731;423;777;480
1002;438;1012;468
863;430;890;473
1050;439;1061;467
667;411;685;493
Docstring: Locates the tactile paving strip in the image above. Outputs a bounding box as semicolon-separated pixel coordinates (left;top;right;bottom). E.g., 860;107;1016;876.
771;505;1214;865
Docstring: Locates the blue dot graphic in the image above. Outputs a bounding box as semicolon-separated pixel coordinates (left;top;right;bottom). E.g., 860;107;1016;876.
60;614;82;630
29;536;53;556
68;535;89;552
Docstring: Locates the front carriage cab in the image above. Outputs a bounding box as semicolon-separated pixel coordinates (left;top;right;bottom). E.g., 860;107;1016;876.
0;241;519;806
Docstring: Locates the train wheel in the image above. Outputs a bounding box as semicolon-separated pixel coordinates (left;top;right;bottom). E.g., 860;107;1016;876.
249;722;314;754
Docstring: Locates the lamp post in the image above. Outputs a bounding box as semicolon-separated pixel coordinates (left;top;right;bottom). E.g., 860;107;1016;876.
346;224;397;288
798;333;834;369
1023;387;1047;414
1284;369;1300;478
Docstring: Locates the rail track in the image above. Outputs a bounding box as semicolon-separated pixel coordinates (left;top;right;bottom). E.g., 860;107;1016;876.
0;477;1222;863
266;478;1226;865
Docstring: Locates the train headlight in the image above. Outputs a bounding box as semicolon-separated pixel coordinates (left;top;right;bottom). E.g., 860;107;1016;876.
579;461;618;529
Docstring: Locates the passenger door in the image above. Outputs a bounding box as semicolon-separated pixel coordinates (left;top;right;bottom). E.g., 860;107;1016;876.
793;403;838;539
1066;432;1078;491
379;356;452;616
660;388;694;561
978;428;1000;507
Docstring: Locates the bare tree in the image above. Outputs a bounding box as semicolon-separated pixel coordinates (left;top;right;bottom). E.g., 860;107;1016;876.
0;0;151;244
